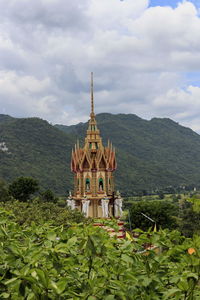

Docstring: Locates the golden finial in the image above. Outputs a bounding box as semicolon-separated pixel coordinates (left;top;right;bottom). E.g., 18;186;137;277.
90;72;94;117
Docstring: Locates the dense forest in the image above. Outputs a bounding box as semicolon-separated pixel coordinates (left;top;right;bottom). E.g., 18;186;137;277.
0;115;73;194
1;113;200;195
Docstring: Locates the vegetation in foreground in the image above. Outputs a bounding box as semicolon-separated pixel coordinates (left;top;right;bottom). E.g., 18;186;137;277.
1;208;200;299
1;177;200;298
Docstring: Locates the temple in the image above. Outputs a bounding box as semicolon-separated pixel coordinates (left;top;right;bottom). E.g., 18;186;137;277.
68;73;123;218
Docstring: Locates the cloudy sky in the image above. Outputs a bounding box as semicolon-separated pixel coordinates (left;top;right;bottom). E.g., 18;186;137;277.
1;0;200;131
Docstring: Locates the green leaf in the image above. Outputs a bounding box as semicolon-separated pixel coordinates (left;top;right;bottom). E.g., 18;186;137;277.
35;269;49;288
50;278;68;295
66;236;78;247
27;293;35;300
121;254;133;264
185;272;198;280
163;288;180;299
177;280;189;291
47;231;57;241
44;240;53;248
142;277;152;287
7;245;21;256
56;278;68;294
4;277;18;285
0;225;8;236
105;296;116;300
0;293;10;299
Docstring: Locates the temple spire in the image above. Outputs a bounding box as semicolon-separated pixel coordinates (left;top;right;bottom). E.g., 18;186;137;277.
90;72;95;118
70;72;118;219
87;72;99;134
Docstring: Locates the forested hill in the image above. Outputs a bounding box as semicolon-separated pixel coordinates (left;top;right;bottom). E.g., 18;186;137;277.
0;116;74;194
56;113;200;194
0;114;14;124
1;113;200;195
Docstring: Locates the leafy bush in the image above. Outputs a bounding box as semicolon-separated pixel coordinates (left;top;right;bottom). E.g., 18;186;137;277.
178;198;200;237
0;200;85;226
129;200;178;231
40;189;57;203
0;179;11;202
8;177;39;202
0;209;200;299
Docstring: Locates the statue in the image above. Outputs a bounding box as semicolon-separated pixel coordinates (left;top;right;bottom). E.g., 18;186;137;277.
67;199;75;210
101;197;110;218
99;179;104;191
82;197;90;217
66;191;75;210
114;191;123;218
86;182;90;191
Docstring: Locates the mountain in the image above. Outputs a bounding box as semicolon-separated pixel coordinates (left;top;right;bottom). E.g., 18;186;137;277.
56;113;200;194
0;117;74;194
0;114;15;124
1;113;200;195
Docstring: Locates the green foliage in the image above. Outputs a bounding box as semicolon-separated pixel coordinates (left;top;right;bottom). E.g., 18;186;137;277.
158;191;164;199
0;199;85;226
1;113;200;195
188;195;200;213
129;200;178;231
8;177;39;202
40;189;57;203
178;198;200;237
0;209;200;299
0;179;11;202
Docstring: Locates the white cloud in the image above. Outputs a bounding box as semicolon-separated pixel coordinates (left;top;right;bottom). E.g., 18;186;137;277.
88;0;148;29
0;0;200;132
0;0;89;30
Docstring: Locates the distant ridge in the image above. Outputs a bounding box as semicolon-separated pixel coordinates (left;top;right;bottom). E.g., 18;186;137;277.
0;114;15;124
1;113;200;195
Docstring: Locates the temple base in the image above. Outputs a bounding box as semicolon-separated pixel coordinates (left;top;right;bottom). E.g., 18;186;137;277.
74;198;114;218
71;192;123;219
93;219;126;239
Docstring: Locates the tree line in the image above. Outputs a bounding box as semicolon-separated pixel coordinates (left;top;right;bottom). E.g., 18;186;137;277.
1;176;200;237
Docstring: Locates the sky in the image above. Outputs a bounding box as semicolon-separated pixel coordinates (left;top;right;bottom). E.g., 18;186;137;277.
1;0;200;132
